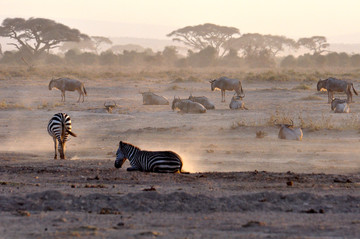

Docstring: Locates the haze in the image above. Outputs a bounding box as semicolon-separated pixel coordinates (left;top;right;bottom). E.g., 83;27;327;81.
1;0;360;43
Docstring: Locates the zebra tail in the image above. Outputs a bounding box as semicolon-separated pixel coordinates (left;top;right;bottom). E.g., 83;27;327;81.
352;84;358;95
180;169;190;174
63;121;77;137
67;129;77;137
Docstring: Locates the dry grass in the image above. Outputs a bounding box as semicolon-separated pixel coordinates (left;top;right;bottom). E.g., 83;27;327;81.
1;65;360;84
292;83;312;90
0;100;29;110
36;101;64;110
300;95;323;101
230;110;360;132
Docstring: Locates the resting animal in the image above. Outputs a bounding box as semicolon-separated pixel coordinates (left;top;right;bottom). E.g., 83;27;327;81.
276;120;303;141
172;97;206;113
115;141;186;173
141;92;169;105
188;94;215;110
331;98;350;113
229;95;248;110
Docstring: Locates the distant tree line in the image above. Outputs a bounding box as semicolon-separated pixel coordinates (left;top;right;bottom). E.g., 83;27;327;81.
0;18;360;68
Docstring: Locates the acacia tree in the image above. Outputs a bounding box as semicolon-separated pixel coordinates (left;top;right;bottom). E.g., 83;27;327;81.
297;36;329;55
92;36;112;54
59;36;112;54
0;17;89;58
59;39;95;53
167;23;240;57
226;33;297;57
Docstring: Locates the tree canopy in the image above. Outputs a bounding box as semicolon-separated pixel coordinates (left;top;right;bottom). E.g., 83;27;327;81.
226;33;297;58
167;23;240;57
59;36;112;54
297;36;329;55
0;17;89;58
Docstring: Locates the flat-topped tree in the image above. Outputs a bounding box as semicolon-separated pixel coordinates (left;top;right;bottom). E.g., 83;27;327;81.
0;17;89;58
167;23;240;57
297;36;329;55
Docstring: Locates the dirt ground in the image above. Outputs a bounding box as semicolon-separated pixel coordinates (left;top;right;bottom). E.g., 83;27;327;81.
0;74;359;238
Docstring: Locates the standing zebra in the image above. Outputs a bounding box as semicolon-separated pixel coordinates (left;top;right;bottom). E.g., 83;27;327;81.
47;113;77;159
114;141;186;173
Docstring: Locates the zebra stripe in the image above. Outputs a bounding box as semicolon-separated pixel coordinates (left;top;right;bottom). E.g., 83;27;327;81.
47;113;76;159
115;141;183;173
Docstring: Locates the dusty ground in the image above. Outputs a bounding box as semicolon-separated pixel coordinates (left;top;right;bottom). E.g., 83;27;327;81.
0;73;359;238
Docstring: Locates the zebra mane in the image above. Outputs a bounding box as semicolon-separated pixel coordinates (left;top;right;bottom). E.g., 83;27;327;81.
120;141;141;151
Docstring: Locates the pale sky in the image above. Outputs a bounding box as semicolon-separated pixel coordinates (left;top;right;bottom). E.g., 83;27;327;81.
1;0;360;43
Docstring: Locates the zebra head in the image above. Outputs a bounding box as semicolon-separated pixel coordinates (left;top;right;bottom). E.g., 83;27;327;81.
114;141;126;168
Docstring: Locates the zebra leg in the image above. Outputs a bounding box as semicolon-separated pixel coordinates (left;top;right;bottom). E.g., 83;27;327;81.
126;166;140;171
62;141;67;159
59;141;65;159
53;137;58;159
153;168;180;173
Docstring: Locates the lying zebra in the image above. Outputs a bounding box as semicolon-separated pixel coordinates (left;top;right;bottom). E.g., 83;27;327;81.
114;141;186;173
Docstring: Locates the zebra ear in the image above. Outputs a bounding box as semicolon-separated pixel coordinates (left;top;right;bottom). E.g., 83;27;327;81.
119;141;123;147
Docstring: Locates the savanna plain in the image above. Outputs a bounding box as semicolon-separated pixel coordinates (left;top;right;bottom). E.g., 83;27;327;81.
0;66;359;238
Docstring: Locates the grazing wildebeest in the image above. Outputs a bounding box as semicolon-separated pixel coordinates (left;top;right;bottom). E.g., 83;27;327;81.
172;97;206;113
141;92;169;105
229;95;248;110
209;76;245;102
188;94;215;110
48;78;87;102
317;77;358;103
114;141;186;173
47;113;77;159
331;98;350;113
276;120;303;141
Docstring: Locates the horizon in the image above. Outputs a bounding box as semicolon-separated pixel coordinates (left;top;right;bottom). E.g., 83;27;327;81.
1;0;360;55
1;0;360;44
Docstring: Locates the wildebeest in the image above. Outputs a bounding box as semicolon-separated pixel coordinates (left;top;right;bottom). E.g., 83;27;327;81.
188;94;215;110
276;120;303;141
331;98;350;113
209;76;245;102
172;97;206;113
317;77;358;103
229;95;248;110
141;92;169;105
115;141;185;173
104;101;117;113
48;78;87;102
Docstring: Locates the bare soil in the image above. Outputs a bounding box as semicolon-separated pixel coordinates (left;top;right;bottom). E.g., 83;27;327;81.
0;75;359;238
